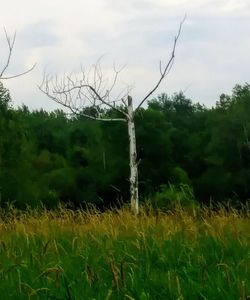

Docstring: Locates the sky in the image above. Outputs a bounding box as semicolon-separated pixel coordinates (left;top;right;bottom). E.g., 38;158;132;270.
0;0;250;110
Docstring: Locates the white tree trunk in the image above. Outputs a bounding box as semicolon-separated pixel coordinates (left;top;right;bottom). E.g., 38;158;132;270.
127;96;139;214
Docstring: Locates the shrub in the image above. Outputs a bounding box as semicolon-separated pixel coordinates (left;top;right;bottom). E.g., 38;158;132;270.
153;183;198;210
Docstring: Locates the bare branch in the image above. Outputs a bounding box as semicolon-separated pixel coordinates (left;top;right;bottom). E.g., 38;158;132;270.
39;60;130;121
52;83;127;116
105;62;126;101
0;28;16;78
135;16;186;113
159;60;163;76
0;28;36;80
1;63;37;80
39;82;126;122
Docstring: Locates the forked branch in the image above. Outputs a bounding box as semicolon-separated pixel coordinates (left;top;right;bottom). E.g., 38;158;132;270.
0;28;36;80
135;16;186;113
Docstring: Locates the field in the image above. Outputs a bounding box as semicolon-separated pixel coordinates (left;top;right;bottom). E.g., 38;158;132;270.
0;206;249;299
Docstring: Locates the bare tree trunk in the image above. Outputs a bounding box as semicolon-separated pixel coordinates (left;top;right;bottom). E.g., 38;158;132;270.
127;96;139;214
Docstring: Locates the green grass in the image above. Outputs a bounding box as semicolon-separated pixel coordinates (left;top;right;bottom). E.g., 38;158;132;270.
0;206;249;299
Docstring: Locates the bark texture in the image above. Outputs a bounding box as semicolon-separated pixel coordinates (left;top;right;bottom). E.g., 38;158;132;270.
127;96;139;214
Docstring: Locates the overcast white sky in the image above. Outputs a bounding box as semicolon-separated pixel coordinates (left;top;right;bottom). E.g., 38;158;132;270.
1;0;250;110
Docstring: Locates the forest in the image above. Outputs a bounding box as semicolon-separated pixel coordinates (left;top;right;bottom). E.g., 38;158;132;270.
1;81;250;210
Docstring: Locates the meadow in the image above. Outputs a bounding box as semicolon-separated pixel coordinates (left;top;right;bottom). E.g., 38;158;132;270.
0;205;249;300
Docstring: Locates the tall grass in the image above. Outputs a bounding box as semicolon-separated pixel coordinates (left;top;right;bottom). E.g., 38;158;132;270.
0;205;249;299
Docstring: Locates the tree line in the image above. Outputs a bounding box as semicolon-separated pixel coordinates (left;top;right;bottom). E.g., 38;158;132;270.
0;82;250;209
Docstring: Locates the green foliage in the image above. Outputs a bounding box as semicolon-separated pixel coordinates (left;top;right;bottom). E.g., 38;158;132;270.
153;183;197;210
1;82;250;208
0;81;12;113
136;108;173;191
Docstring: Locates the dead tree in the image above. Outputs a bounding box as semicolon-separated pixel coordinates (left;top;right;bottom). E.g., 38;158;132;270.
39;19;185;214
0;28;36;80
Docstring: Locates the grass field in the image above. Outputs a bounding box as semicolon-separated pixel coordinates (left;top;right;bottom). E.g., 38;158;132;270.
0;206;249;299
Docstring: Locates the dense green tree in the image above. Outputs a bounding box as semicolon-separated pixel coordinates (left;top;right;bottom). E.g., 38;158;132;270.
0;82;24;204
1;82;250;208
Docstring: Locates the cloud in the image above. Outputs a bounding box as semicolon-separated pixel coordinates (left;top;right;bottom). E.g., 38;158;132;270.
19;21;59;48
1;0;250;110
